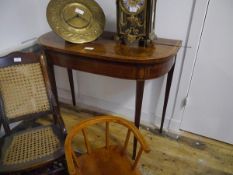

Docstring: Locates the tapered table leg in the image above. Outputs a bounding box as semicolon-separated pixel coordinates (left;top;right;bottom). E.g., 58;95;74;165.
47;62;58;103
67;68;76;106
47;61;60;124
133;80;145;159
160;61;176;133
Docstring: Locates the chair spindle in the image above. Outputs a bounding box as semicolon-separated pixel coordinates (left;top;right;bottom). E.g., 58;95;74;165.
82;129;91;154
106;122;109;149
123;129;131;153
71;149;80;169
132;147;143;170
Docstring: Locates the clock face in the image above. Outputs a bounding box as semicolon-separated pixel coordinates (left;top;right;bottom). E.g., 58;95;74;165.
121;0;145;14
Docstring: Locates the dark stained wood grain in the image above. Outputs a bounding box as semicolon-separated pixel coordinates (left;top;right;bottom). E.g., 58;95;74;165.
160;56;176;133
38;31;181;65
133;80;145;159
67;68;76;106
43;50;175;80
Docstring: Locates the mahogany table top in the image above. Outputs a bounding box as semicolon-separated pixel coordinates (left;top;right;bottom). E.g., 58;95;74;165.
38;31;181;65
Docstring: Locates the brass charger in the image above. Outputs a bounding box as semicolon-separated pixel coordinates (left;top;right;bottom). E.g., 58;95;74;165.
47;0;105;44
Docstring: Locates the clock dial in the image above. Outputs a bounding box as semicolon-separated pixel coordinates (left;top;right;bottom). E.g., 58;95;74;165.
62;3;92;29
121;0;145;13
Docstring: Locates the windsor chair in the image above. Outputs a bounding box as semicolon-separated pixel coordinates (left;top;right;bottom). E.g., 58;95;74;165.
65;116;150;175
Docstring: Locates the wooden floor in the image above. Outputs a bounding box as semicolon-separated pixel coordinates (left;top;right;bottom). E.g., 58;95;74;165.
39;105;233;175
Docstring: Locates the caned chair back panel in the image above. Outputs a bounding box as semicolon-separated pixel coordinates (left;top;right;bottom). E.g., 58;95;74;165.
65;116;150;175
0;63;50;119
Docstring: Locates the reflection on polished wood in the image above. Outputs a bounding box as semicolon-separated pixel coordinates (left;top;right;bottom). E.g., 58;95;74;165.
39;31;181;79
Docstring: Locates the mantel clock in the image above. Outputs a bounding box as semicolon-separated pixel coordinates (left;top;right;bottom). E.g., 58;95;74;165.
116;0;157;46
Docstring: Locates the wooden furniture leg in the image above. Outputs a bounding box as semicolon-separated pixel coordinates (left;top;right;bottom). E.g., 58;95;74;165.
160;59;176;133
67;68;76;106
133;80;145;159
47;61;60;124
47;62;58;103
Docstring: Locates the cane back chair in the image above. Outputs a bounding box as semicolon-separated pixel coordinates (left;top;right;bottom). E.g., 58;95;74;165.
0;52;66;173
65;116;150;175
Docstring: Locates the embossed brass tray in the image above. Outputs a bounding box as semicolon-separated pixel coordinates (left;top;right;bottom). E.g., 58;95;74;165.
47;0;105;43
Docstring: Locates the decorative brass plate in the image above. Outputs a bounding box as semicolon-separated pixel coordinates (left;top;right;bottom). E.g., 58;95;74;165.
47;0;105;43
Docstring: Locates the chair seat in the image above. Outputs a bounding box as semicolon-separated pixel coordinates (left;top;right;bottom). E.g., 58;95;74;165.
76;145;142;175
0;125;64;173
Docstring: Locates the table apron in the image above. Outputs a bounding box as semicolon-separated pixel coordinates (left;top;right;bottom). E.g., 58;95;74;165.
44;50;175;80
